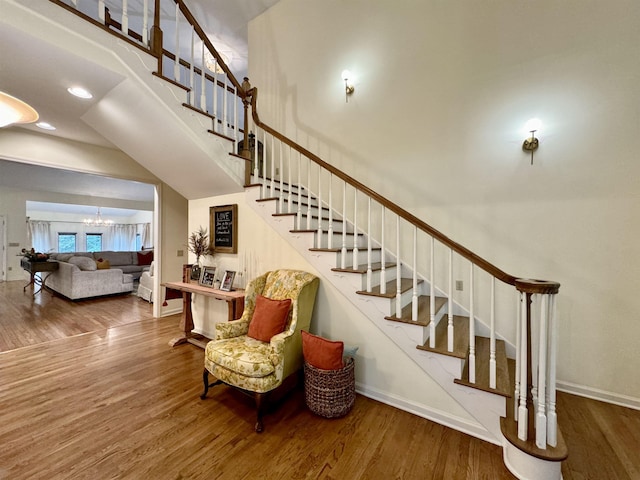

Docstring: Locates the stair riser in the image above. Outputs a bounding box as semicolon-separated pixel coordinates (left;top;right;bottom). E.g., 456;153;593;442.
300;218;353;233
336;248;385;266
316;232;367;249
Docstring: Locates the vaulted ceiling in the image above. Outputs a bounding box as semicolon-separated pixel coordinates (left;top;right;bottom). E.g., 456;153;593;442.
0;0;278;210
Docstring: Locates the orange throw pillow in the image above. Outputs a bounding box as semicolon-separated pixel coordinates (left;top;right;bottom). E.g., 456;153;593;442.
247;295;292;342
302;331;344;370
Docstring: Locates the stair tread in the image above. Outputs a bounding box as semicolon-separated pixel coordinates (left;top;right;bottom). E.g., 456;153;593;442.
358;278;421;299
500;417;568;461
294;229;361;236
332;262;396;274
416;315;469;358
309;247;381;253
385;295;448;326
454;336;512;397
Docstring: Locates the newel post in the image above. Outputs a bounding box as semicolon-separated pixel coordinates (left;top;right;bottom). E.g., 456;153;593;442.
150;0;163;75
513;279;560;443
241;77;254;186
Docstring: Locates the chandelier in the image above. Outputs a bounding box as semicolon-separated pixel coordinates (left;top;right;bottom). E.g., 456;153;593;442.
204;50;231;74
83;207;113;226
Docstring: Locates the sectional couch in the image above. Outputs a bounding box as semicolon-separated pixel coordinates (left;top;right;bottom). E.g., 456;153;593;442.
44;250;153;300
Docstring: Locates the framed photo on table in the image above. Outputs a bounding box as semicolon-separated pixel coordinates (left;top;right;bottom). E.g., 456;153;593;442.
199;266;216;287
220;270;236;291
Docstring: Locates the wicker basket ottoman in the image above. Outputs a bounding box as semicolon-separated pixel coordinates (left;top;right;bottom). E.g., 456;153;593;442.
304;357;355;418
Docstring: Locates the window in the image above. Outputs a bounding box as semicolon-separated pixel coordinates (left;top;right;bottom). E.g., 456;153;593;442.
135;233;142;251
86;233;102;252
58;233;76;253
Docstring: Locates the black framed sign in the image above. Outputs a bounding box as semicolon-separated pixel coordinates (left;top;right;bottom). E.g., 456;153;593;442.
210;204;238;254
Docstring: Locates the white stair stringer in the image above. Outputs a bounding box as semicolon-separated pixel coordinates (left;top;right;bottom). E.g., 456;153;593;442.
247;186;506;445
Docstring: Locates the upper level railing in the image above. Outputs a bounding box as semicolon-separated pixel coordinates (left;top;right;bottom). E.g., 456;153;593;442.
47;0;565;458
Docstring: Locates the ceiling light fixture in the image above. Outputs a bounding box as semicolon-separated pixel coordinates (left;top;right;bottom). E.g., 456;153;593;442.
204;51;231;74
36;122;56;131
0;91;39;128
67;87;93;99
83;207;113;226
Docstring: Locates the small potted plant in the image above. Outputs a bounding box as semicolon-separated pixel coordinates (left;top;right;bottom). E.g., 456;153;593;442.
188;226;213;280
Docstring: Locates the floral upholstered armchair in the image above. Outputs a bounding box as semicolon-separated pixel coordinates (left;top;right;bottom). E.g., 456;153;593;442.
201;269;319;432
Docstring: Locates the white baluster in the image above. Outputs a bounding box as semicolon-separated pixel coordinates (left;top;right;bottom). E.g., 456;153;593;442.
536;294;549;449
212;63;218;126
223;75;229;136
518;292;529;440
234;86;238;143
411;227;418;321
278;142;284;213
469;264;476;384
380;207;386;295
260;130;265;198
287;146;293;214
142;0;149;45
489;277;497;389
270;134;275;197
429;236;435;331
200;43;206;111
189;28;195;106
547;294;558;447
98;0;105;22
253;130;260;182
395;216;402;319
72;0;77;7
122;0;129;35
316;166;323;249
447;248;453;352
366;197;372;292
341;183;347;269
297;151;303;229
173;3;180;81
514;291;522;420
351;189;359;269
306;160;312;230
328;173;333;249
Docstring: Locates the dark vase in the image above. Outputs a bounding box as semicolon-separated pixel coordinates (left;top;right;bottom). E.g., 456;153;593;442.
190;265;201;281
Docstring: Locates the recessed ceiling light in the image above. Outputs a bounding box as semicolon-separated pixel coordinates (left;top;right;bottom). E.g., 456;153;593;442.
67;87;93;99
36;122;56;130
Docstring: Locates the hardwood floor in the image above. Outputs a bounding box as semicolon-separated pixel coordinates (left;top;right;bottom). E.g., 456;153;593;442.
1;280;638;479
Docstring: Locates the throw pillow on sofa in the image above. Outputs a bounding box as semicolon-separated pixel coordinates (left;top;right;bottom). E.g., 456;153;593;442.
96;258;111;270
137;251;153;266
67;256;97;271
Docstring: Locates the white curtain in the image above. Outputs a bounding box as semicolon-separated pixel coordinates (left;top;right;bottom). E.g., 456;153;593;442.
139;223;151;249
104;224;137;251
27;220;52;253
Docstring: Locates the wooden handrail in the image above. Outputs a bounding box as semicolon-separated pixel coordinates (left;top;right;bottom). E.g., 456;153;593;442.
249;89;519;286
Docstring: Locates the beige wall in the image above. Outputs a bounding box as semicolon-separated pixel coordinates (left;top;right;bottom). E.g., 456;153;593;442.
249;1;640;404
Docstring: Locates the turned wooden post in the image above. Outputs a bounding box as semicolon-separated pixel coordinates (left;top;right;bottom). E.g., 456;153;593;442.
150;0;163;75
241;77;253;185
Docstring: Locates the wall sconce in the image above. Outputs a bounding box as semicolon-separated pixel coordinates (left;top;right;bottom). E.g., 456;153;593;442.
522;118;542;165
341;70;355;103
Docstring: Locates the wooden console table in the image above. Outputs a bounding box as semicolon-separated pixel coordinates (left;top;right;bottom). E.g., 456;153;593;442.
20;258;58;295
162;281;245;348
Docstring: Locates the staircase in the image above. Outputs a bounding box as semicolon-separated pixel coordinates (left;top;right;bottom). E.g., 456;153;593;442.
37;1;567;478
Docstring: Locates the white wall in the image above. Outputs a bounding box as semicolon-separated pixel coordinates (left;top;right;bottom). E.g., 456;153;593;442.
189;192;477;429
249;1;640;405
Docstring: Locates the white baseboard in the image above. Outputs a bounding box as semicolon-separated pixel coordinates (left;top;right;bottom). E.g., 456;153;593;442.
160;306;182;317
355;382;500;446
556;380;640;411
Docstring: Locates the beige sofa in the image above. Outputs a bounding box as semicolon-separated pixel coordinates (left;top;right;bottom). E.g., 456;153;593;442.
44;250;153;300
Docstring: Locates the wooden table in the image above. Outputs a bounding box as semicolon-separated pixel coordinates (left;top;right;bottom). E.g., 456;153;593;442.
20;258;59;295
162;281;245;348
